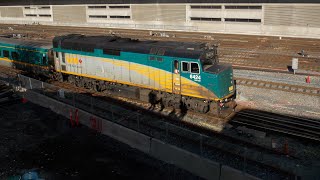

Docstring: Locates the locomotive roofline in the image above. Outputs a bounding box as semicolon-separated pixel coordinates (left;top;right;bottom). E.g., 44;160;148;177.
53;34;214;60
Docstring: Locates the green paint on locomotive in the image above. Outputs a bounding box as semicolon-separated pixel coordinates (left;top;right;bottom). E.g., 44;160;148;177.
55;47;234;99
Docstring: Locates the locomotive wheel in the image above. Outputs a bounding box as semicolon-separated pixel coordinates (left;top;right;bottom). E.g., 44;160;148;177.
67;75;75;85
75;77;83;87
53;72;63;82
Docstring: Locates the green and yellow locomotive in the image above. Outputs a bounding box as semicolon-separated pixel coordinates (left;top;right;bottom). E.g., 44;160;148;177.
0;34;236;115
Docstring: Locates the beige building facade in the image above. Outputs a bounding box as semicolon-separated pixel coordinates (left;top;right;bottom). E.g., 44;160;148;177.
0;3;320;38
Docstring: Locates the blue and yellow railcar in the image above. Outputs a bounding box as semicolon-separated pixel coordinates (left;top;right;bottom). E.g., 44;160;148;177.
0;37;52;77
52;34;235;114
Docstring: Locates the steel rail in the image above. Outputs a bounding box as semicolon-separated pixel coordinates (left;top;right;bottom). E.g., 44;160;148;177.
231;119;320;142
239;111;320;126
235;77;320;96
236;114;320;136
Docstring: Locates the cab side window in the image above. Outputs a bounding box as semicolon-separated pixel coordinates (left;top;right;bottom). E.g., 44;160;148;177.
42;55;47;65
3;50;9;58
182;62;189;72
62;52;65;63
174;60;179;74
191;63;199;74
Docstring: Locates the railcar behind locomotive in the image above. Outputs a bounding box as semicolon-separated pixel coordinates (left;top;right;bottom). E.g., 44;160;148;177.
0;35;236;115
0;37;53;78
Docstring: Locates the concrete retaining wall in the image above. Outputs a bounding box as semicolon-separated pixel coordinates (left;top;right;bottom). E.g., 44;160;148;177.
150;138;221;180
220;165;261;180
22;89;260;180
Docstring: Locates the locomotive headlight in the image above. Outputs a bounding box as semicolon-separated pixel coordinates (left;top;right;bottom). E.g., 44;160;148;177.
229;86;234;91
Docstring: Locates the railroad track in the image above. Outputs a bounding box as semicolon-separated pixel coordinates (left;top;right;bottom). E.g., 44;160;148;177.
235;77;320;96
1;24;320;73
231;110;320;142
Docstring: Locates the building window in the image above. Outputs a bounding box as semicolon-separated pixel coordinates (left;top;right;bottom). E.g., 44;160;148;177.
25;14;37;17
225;6;262;9
3;50;9;58
191;63;199;74
89;15;108;18
225;18;261;22
109;6;130;9
103;49;121;56
39;14;51;17
182;62;189;72
190;5;221;9
88;6;107;9
39;6;50;9
190;17;221;22
110;16;130;19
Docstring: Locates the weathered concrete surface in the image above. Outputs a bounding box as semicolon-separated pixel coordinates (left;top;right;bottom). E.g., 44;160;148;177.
23;90;151;154
150;138;221;180
220;165;261;180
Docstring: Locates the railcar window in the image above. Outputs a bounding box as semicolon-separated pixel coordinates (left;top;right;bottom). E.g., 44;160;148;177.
42;55;47;65
3;50;9;58
157;57;163;62
103;49;120;56
191;63;200;74
55;52;59;58
62;52;65;63
149;56;155;60
12;52;19;60
182;62;189;72
0;50;2;57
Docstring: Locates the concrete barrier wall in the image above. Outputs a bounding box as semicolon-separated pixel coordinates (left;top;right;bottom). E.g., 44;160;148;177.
22;89;261;180
23;90;151;153
220;165;261;180
150;138;221;180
